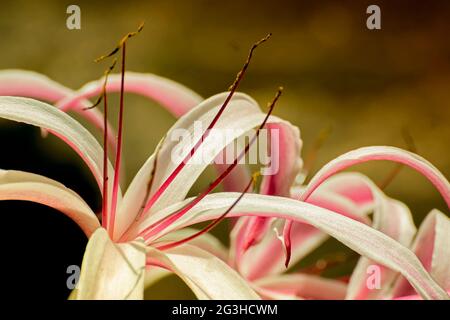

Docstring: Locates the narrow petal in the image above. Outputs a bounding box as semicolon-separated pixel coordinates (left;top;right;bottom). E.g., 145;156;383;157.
142;193;448;300
299;146;450;207
390;209;450;298
283;146;450;267
240;122;303;251
0;96;118;204
146;244;260;300
118;93;257;236
74;228;146;299
0;169;100;235
254;274;347;300
120;93;296;239
57;72;203;117
235;179;370;280
0;69;115;148
0;69;71;101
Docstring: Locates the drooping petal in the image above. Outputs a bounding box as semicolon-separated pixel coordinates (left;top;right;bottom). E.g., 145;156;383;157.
299;146;450;207
0;169;100;235
0;69;115;147
283;146;450;266
259;122;303;197
57;72;203;117
0;96;118;204
142;193;448;300
239;122;303;251
0;69;71;101
73;228;146;300
253;274;347;300
390;209;450;298
146;244;260;300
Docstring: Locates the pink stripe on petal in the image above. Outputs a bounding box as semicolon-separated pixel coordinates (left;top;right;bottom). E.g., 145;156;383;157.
0;70;116;150
283;146;450;267
240;188;369;280
239;121;303;253
58;72;202;117
147;193;448;299
254;274;348;300
391;210;450;298
300;147;450;206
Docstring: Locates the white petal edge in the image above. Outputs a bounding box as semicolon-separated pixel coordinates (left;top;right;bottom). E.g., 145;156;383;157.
0;170;100;236
0;96;119;206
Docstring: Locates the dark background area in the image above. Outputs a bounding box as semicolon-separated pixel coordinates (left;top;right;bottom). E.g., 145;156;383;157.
0;0;449;299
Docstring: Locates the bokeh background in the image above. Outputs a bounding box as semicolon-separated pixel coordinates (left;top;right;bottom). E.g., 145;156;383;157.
0;0;449;299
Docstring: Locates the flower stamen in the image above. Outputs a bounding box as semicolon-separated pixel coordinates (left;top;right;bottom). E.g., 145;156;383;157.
139;87;283;241
154;172;259;251
83;59;116;228
140;34;272;218
93;22;144;237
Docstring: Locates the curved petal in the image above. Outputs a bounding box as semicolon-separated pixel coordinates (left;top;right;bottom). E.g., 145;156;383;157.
0;169;100;236
254;274;347;300
302;173;418;299
390;209;450;298
283;146;450;267
143;193;448;300
0;69;114;147
299;146;450;207
118;93;257;238
57;72;203;117
235;179;371;280
0;69;71;101
238;121;303;253
120;93;300;240
0;96;118;204
146;244;260;300
259;122;303;197
74;228;146;300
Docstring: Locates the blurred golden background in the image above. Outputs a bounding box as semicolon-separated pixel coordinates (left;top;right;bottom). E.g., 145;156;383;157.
0;0;448;299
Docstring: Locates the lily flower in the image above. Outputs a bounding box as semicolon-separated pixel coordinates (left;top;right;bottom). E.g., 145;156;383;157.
0;31;448;300
0;33;301;299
